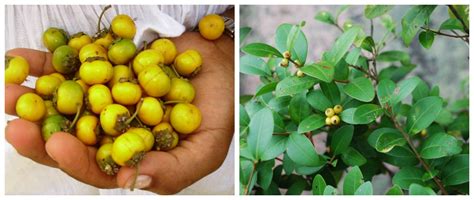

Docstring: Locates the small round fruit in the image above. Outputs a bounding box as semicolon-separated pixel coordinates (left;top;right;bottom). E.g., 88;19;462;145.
132;49;164;75
100;104;130;136
54;80;83;115
421;129;428;137
174;49;202;76
296;70;304;77
150;38;177;65
5;56;29;84
333;105;343;114
75;79;89;93
88;84;113;114
108;65;132;88
79;60;113;85
35;75;62;99
76;115;99;145
100;135;115;145
279;58;289;67
41;114;69;141
138;64;171;97
107;38;136;65
330;115;340;125
49;72;66;82
198;14;225;40
42;27;69;52
52;45;80;74
111;82;142;105
164;78;195;103
96;143;119;175
325;117;332;126
127;127;154;152
44;100;59;117
153;122;179;151
16;93;46;122
138;97;163;126
162;105;173;123
94;32;114;49
79;43;108;63
112;131;145;166
68;32;92;51
325;108;335;117
111;14;136;39
170;103;202;134
283;51;291;59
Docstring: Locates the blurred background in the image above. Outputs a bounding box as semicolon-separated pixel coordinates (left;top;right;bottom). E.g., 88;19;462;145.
240;5;469;103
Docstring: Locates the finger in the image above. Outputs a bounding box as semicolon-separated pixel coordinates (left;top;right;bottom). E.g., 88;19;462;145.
45;132;117;189
6;48;55;77
5;84;34;115
5;118;57;167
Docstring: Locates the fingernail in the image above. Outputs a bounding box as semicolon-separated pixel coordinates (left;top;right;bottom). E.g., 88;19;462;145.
124;175;152;190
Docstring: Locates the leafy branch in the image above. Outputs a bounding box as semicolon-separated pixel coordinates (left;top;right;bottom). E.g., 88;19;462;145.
447;5;469;34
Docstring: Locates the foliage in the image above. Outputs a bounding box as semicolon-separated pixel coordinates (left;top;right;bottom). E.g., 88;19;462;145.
240;5;469;195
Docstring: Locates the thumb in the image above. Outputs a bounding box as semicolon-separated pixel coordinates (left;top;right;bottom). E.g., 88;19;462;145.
45;132;116;188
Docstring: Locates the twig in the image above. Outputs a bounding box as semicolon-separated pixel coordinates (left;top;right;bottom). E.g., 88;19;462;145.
420;27;469;39
348;64;378;82
334;79;349;83
370;19;374;38
390;114;448;195
244;161;257;195
273;132;290;136
448;5;469;34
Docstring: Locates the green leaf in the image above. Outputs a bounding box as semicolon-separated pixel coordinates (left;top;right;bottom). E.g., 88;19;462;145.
275;76;317;97
384;146;418;167
275;23;308;65
385;185;403;195
435;109;454;126
392;167;424;190
364;5;394;19
361;36;375;52
368;128;406;153
406;96;443;134
307;90;332;112
408;184;436;195
260;136;288;161
419;31;435;49
343;166;364;195
353;104;383;124
242;43;283;58
247;108;274;160
314;11;335;24
334;59;350;80
401;6;437;46
287;132;324;167
312;174;327;195
341;147;367;166
255;82;277;97
380;14;396;33
240;27;252;45
320;82;340;105
331;125;354;155
340;108;357;124
323;185;338;195
240;55;269;76
377;50;410;64
439;18;464;30
286;178;307;195
377;79;396;106
441;154;468;186
391;76;421;105
289;92;311;124
240;159;254;185
326;27;360;65
298;114;326;133
300;62;334;83
354;181;373;195
420;132;462;159
412;80;430;102
257;160;274;190
342;77;375;102
345;47;361;65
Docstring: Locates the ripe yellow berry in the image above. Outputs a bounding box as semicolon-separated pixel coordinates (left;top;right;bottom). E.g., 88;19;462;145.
283;51;291;59
325;108;335;117
333;105;343;114
325;117;332;126
280;58;289;67
331;115;340;125
296;70;304;77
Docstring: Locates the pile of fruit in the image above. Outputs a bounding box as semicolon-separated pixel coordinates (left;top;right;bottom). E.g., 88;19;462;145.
6;5;213;177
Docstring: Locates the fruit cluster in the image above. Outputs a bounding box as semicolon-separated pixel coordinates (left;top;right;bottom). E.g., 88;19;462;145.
7;6;204;176
325;105;343;126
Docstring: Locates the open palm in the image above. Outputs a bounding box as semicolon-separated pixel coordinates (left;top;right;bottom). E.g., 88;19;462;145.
5;32;234;194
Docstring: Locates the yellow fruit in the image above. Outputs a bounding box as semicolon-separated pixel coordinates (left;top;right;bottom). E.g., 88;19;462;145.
54;81;83;115
138;97;163;126
100;104;130;136
50;72;66;82
153;122;178;151
162;105;173;123
79;43;108;63
111;14;136;39
16;93;46;122
325;108;335;117
108;65;132;88
76;115;99;145
35;75;62;99
198;14;225;40
174;49;202;76
170;103;202;134
333;105;343;114
44;100;59;117
68;32;92;51
331;115;340;125
5;56;29;84
75;79;89;93
111;131;145;166
96;143;119;175
132;49;164;75
150;38;178;65
79;60;113;85
325;117;332;126
127;127;154;152
87;84;113;114
138;64;171;97
111;82;142;105
164;78;196;103
94;32;114;49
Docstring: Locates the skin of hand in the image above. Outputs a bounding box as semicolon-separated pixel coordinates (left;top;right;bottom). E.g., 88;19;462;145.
5;32;234;194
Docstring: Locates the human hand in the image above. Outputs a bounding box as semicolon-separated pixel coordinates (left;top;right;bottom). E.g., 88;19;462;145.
5;32;234;194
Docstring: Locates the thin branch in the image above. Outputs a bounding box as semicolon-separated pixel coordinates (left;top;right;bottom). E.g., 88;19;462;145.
420;27;469;39
348;64;378;82
370;19;374;38
448;5;469;34
273;132;290;136
244;161;257;195
390;115;448;195
334;79;349;83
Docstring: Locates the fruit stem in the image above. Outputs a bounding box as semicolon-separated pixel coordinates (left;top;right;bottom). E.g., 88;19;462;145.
125;99;143;125
97;5;112;33
68;104;83;131
170;65;182;79
129;164;139;191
